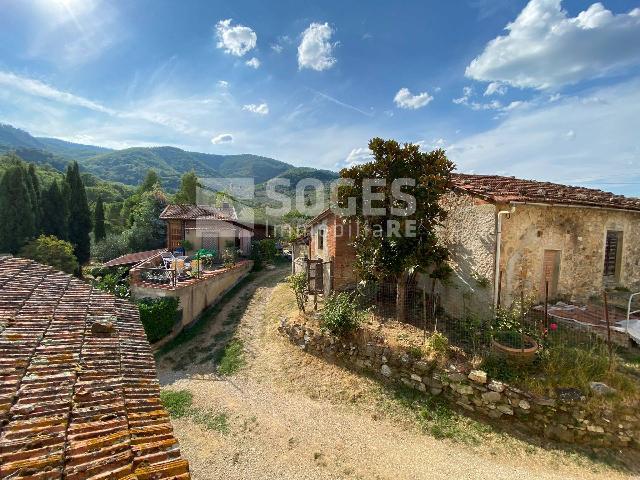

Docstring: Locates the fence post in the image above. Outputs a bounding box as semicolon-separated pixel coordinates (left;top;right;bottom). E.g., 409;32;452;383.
603;291;613;369
422;288;427;343
520;289;525;353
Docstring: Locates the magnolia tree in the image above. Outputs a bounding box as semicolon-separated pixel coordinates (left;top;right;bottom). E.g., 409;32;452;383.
337;137;454;322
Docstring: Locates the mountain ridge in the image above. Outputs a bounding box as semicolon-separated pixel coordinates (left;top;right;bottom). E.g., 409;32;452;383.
0;123;339;191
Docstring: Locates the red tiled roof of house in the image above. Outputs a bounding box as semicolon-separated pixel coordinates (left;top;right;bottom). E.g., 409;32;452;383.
0;256;190;479
103;248;168;268
159;204;237;220
451;174;640;212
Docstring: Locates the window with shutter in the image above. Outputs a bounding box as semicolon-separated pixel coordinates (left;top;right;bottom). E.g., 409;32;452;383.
603;230;622;278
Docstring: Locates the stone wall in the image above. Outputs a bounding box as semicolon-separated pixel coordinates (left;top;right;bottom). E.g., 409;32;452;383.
431;192;497;318
279;316;640;450
500;203;640;305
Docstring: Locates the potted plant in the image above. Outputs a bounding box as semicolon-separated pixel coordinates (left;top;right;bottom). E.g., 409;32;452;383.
492;294;539;364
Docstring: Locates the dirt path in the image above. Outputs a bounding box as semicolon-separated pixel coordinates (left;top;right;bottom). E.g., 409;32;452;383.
157;269;635;480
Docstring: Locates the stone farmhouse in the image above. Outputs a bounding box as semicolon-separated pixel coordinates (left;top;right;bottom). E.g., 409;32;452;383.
0;256;190;479
303;174;640;317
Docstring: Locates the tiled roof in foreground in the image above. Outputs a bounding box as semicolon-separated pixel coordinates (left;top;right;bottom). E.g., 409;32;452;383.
0;256;190;479
451;173;640;212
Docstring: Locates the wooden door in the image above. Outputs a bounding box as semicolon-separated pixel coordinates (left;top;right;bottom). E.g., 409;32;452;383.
541;250;561;301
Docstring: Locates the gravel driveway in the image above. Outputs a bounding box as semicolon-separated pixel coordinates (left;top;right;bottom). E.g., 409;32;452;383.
157;267;636;480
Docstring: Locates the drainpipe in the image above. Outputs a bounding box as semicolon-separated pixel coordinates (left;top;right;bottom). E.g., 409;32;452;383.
494;205;516;308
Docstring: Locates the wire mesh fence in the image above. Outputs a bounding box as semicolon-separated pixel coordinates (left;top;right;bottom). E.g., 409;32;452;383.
353;278;639;360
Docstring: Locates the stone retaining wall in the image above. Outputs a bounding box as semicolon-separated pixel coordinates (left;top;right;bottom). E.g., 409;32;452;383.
279;317;640;450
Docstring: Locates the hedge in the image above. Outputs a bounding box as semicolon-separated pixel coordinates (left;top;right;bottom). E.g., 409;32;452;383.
138;296;181;343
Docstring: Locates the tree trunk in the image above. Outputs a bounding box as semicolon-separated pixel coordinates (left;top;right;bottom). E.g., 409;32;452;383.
396;271;410;323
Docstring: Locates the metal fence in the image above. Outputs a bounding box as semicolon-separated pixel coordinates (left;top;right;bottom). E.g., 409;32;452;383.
355;278;639;358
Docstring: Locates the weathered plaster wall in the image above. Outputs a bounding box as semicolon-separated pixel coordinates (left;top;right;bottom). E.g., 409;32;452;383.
280;317;640;450
432;192;496;317
500;204;640;305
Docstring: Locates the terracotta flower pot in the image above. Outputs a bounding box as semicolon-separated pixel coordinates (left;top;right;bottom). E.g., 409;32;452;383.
492;334;539;365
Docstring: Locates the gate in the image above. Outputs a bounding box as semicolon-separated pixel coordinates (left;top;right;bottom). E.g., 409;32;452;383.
305;258;332;309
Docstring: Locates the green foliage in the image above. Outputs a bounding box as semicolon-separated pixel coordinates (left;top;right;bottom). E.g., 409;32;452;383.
250;240;263;270
27;163;42;230
160;388;229;433
126;187;168;252
320;292;364;336
65;161;92;264
259;238;277;264
91;232;130;262
0;156;36;253
425;331;450;357
41;181;68;240
138;296;180;343
338;138;454;284
287;271;308;313
19;235;78;274
493;293;539;342
91;267;130;298
174;170;198;204
181;239;193;251
160;389;193;418
222;247;236;268
93;196;106;242
217;339;245;375
140;169;161;192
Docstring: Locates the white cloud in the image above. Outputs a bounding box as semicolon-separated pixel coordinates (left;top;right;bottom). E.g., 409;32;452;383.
245;57;260;68
466;0;640;89
394;88;433;109
0;70;116;114
448;79;640;194
211;133;234;144
298;23;337;71
217;80;229;88
337;147;373;169
271;44;283;53
484;81;507;96
452;85;527;113
242;103;269;115
215;19;257;56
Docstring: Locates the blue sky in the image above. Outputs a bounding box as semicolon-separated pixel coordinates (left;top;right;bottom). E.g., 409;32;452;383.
1;0;640;194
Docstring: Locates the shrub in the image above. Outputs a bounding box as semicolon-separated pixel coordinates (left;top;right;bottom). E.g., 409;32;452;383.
20;235;78;274
91;232;130;262
138;296;180;343
320;292;364;336
259;238;277;264
287;271;307;312
426;331;449;357
222;247;236;268
93;270;130;298
250;240;263;271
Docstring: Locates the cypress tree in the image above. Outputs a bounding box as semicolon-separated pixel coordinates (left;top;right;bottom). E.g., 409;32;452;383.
141;169;161;192
41;180;68;240
94;196;106;242
0;163;35;253
65;162;92;264
27;163;41;231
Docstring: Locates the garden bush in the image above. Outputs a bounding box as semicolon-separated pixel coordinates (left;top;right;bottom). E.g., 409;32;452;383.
320;292;364;336
287;271;308;312
138;296;180;343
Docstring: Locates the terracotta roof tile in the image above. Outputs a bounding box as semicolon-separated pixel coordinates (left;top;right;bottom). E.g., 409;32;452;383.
0;255;190;479
159;203;237;221
103;249;168;268
451;174;640;212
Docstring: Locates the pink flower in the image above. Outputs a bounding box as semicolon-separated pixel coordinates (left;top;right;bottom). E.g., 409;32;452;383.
550;323;558;331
